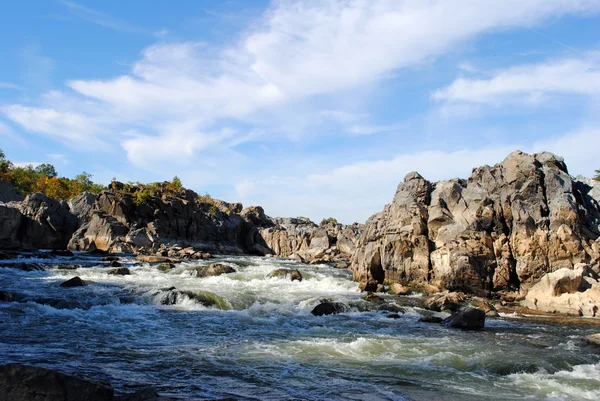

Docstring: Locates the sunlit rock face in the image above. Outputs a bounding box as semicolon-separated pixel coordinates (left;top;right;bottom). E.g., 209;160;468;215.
351;151;600;297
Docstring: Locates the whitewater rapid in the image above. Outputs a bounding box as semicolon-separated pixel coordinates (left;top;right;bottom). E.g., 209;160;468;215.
1;253;600;400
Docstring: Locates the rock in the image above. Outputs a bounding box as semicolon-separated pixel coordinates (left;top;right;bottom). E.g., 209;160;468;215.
295;254;306;263
0;179;24;202
377;304;405;313
108;267;131;276
418;315;444;324
0;262;45;271
424;292;465;312
0;290;19;302
136;255;174;264
363;293;384;302
157;263;175;271
390;283;412;296
442;307;486;330
0;363;113;401
311;300;347;316
109;260;123;267
102;255;120;262
358;280;379;292
468;297;499;317
387;313;401;319
59;276;87;287
332;261;350;269
523;265;600;317
267;268;303;281
0;250;18;260
189;263;236;278
350;151;600;301
585;334;600;347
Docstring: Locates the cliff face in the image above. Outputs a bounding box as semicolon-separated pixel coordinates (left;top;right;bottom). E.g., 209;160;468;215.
0;179;360;260
350;151;600;297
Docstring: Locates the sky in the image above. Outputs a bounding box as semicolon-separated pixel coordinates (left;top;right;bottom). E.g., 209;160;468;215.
1;0;600;224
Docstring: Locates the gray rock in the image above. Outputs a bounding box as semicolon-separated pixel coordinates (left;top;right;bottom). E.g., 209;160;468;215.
0;363;113;401
311;300;347;316
442;307;486;330
189;263;236;278
267;268;303;281
59;276;86;287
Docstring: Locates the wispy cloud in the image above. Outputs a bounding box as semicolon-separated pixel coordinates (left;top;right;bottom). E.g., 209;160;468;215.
0;82;21;90
59;0;150;35
433;52;600;104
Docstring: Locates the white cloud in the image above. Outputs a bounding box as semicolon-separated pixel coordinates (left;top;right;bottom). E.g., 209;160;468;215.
0;105;107;149
236;128;600;224
433;53;600;104
5;0;598;168
348;122;408;136
0;82;21;90
59;0;150;35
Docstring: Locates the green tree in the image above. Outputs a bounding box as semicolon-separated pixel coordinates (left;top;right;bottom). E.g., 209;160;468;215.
594;169;600;182
172;175;182;189
34;163;57;178
0;148;12;174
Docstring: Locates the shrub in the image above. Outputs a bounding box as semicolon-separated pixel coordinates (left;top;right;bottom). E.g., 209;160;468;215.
594;169;600;182
320;217;338;225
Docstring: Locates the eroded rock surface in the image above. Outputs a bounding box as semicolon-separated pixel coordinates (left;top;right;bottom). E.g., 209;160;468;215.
351;151;600;305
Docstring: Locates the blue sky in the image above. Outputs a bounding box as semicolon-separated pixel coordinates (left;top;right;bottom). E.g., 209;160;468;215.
1;0;600;223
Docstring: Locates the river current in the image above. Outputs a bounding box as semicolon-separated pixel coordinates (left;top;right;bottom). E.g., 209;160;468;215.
1;253;600;400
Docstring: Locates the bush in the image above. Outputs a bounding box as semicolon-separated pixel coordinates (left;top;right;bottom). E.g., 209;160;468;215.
320;217;338;225
594;169;600;182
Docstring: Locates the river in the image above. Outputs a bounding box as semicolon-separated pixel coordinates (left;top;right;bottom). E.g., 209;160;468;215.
1;253;599;400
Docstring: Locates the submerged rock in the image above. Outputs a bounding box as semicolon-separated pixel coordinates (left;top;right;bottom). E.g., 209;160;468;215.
267;268;303;281
442;307;485;330
311;300;347;316
109;260;123;267
0;363;113;401
189;263;236;278
59;276;87;288
0;262;45;272
108;267;131;276
418;315;444;324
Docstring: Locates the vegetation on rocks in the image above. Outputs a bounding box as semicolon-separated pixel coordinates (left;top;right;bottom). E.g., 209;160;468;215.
0;149;104;199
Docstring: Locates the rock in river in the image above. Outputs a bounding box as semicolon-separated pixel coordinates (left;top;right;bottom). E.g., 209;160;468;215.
442;307;485;330
189;263;236;278
0;363;113;401
59;276;87;288
108;267;131;276
267;268;303;281
311;300;347;316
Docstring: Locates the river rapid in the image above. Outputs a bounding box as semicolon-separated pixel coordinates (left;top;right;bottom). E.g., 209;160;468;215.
1;253;600;401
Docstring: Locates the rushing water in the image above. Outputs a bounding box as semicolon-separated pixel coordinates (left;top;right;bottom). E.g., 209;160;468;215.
1;253;600;401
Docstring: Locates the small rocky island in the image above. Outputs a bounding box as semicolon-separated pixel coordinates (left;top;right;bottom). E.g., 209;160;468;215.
1;150;600;401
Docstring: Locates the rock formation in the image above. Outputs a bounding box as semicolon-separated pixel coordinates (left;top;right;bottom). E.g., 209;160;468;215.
0;179;359;262
351;151;600;301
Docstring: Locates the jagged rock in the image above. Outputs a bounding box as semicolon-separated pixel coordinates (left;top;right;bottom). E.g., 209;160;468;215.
424;292;465;312
311;300;347;316
468;297;499;317
332;261;350;269
0;363;113;401
109;260;123;267
523;265;600;317
358;280;380;292
189;263;236;278
350;151;600;302
267;268;303;281
108;267;130;276
442;307;486;330
59;276;86;287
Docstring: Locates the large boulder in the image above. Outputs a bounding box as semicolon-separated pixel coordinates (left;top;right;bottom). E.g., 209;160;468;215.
523;265;600;317
350;151;600;301
442;307;486;330
311;300;347;316
0;363;113;401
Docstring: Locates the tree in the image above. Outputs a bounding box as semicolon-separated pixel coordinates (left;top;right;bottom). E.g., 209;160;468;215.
595;169;600;182
34;163;57;178
172;175;182;189
0;148;12;175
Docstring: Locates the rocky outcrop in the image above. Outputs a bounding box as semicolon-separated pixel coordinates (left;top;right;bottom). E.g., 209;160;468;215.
0;179;23;202
523;264;600;317
259;219;363;263
351;151;600;302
